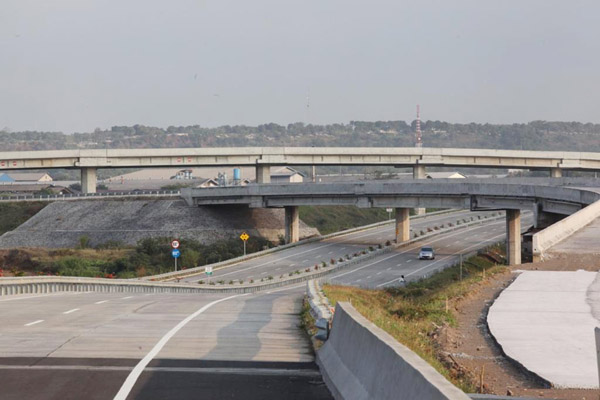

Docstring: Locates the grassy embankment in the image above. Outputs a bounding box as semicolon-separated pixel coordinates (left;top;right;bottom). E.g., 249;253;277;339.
322;244;506;393
0;202;48;235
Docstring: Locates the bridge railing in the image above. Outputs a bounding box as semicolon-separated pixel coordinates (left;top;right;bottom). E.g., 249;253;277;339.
0;190;181;202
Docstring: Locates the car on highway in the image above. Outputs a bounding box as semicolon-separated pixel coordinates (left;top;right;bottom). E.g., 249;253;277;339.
418;246;435;260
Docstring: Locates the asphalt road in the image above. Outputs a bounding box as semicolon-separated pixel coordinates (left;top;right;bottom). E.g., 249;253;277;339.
0;287;329;400
181;210;504;284
0;210;529;399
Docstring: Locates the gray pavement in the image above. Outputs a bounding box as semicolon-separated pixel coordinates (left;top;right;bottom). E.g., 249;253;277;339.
488;271;600;389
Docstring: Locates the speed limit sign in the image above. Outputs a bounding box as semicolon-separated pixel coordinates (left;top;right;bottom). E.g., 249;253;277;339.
171;239;180;249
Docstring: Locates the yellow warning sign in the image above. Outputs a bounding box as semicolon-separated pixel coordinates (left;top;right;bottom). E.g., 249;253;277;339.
240;232;249;241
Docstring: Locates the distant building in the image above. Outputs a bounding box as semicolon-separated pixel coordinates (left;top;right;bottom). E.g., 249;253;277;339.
194;178;219;188
172;169;194;180
0;172;53;182
425;172;467;179
270;167;305;183
0;184;72;196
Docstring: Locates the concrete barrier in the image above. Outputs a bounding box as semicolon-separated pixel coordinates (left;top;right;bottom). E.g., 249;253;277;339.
532;199;600;261
317;302;470;400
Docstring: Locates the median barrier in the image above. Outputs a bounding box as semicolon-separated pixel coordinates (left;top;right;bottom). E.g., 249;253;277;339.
317;302;470;400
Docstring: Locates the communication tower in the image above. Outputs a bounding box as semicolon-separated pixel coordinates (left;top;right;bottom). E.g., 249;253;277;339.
415;104;423;148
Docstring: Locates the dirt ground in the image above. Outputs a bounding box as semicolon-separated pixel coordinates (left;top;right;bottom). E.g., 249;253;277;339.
438;254;600;400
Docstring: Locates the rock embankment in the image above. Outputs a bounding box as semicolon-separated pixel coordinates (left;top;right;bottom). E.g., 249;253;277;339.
0;200;318;248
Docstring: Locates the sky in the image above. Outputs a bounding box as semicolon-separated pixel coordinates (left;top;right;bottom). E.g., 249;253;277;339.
1;0;599;133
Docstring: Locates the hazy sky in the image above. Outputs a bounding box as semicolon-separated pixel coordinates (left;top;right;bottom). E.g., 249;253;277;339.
1;0;599;133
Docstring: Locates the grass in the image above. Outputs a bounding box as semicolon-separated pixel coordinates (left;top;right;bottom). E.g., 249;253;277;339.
0;202;48;235
322;243;506;393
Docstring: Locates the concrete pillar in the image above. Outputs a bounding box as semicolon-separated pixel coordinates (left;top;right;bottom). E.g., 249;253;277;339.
506;209;522;265
395;208;410;243
550;168;563;178
81;167;97;194
256;165;270;184
284;206;300;244
413;164;426;215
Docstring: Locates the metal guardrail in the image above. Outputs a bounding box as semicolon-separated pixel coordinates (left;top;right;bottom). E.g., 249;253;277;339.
0;190;181;202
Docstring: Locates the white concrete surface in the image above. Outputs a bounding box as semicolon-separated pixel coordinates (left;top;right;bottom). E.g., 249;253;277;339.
488;271;600;388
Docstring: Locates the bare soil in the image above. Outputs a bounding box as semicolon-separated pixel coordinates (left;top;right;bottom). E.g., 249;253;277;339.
437;255;600;400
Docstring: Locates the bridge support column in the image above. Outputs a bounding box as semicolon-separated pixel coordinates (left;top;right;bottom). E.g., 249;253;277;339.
550;168;563;178
285;206;299;244
413;164;426;215
81;167;97;194
506;209;521;265
256;165;270;184
395;208;410;243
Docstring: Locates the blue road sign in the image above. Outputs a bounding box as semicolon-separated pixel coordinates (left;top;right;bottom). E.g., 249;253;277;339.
172;249;181;258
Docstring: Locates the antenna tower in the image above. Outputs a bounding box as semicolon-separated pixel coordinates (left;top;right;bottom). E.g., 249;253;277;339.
415;104;423;148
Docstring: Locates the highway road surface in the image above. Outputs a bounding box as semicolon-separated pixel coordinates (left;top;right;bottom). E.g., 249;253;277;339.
0;210;529;399
0;287;329;400
180;210;507;284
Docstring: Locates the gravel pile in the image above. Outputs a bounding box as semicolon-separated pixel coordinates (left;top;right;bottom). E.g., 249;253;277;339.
0;200;319;248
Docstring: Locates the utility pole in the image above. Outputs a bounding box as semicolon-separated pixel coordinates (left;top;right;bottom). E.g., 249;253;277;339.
415;104;423;148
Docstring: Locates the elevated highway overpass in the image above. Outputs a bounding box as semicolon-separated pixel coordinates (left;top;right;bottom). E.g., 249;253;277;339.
3;147;600;193
182;179;600;264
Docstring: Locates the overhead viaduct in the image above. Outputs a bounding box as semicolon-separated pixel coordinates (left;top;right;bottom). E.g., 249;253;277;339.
3;147;600;193
181;179;600;265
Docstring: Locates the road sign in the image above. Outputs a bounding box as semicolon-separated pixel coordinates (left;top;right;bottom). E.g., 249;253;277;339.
171;249;181;258
386;208;393;213
240;232;249;241
205;266;213;276
171;240;180;249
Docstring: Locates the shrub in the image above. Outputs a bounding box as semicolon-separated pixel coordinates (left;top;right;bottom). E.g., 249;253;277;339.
322;261;327;268
239;279;244;284
338;257;344;262
268;275;273;280
385;240;391;246
77;235;91;249
198;280;204;284
330;258;336;265
228;280;234;285
377;243;383;249
305;268;310;273
368;246;374;251
250;279;254;283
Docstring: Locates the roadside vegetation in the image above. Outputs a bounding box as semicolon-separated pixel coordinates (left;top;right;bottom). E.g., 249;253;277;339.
0;202;48;235
322;243;506;393
0;236;273;279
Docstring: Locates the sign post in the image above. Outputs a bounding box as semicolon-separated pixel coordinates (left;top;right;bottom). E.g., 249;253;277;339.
171;240;181;272
240;232;249;256
205;266;213;284
386;208;393;220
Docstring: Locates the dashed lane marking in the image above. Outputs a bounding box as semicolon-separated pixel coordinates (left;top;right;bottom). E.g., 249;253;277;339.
24;320;44;327
63;308;79;315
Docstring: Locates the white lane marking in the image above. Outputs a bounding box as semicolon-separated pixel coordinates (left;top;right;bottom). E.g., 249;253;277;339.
113;293;245;400
355;279;362;283
275;267;281;271
328;251;333;254
387;267;392;271
121;296;133;300
302;259;309;263
376;272;382;275
407;259;413;263
213;243;334;278
63;308;80;315
375;232;505;288
289;264;295;267
95;300;108;304
0;293;71;303
367;275;372;279
25;320;44;327
261;272;268;275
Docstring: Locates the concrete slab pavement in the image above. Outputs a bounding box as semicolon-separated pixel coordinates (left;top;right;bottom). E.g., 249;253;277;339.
488;271;600;389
